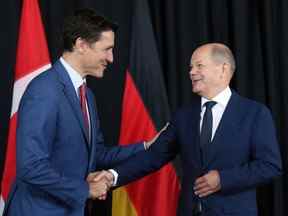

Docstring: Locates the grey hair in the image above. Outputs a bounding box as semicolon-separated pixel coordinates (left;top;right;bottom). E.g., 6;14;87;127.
210;44;236;75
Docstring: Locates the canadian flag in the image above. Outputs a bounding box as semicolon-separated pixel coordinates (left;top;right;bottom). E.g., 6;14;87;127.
0;0;50;214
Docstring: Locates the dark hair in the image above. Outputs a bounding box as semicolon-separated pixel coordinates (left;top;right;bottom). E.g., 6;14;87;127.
62;8;118;52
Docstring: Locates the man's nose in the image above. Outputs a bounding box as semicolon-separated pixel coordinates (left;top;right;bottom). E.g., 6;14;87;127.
107;50;113;63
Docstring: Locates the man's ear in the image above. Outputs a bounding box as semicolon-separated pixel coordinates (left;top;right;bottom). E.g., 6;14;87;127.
222;62;230;74
74;37;88;54
222;62;228;72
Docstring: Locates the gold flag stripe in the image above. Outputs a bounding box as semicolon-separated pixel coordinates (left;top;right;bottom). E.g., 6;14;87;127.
112;187;138;216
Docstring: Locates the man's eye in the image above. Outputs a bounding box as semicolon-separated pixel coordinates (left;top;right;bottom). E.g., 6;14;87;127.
197;64;203;68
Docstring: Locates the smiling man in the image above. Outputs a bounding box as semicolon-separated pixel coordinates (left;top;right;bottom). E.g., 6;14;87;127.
107;43;282;216
3;9;153;216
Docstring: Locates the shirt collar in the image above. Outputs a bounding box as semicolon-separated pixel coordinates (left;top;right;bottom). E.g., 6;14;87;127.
201;86;232;109
60;57;86;95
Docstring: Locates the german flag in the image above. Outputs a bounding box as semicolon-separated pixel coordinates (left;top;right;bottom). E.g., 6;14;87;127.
112;0;180;215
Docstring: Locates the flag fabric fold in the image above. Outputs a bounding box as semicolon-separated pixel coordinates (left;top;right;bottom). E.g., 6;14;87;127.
112;0;180;215
0;0;50;214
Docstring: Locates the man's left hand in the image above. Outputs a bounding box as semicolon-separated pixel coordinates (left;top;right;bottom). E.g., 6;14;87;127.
144;123;170;149
194;170;221;197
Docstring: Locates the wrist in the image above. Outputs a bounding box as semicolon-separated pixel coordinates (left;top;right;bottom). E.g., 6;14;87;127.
108;169;118;186
144;141;148;150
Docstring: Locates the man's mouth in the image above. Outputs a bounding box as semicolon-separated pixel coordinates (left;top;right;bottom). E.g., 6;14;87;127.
192;78;202;85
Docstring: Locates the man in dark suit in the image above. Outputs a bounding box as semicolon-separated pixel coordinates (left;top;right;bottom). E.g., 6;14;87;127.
105;43;282;215
4;9;153;216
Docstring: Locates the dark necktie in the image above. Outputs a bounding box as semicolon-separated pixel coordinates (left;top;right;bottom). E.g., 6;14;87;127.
79;83;90;136
193;101;217;215
200;101;217;148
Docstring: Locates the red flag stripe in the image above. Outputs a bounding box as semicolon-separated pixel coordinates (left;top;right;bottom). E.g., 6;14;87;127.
0;0;50;213
14;0;50;80
119;71;156;143
119;71;180;216
1;116;17;200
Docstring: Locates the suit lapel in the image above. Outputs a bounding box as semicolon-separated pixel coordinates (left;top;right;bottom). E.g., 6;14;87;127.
204;91;243;167
187;98;203;174
54;61;90;144
86;89;97;170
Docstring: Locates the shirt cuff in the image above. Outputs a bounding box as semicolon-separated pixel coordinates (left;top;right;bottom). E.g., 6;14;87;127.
109;169;119;186
143;141;147;150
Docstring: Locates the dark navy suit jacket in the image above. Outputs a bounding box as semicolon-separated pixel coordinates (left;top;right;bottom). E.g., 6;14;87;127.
114;91;282;216
4;60;144;216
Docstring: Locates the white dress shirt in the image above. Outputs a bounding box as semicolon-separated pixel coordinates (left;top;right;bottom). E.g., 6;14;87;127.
60;57;123;185
60;58;148;185
200;87;232;141
60;57;85;97
60;57;91;139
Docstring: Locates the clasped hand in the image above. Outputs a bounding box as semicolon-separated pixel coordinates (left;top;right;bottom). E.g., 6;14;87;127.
194;170;221;197
87;170;114;200
86;123;169;200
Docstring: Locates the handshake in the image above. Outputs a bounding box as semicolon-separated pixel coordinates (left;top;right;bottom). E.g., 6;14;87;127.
87;170;114;200
86;123;170;200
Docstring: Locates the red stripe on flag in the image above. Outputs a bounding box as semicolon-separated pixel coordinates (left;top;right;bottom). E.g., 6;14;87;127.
1;115;17;200
119;72;156;143
15;0;50;80
119;71;180;216
1;0;50;205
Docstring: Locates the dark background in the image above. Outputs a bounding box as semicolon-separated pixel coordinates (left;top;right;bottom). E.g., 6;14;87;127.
0;0;287;215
